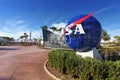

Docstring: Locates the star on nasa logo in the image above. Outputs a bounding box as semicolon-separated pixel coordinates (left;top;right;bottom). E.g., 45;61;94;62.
61;13;93;36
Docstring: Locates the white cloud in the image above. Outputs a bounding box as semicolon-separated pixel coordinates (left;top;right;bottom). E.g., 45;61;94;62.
0;19;41;40
95;5;120;15
44;17;52;25
94;7;109;15
49;22;67;35
3;26;12;33
17;20;26;24
103;22;120;40
0;31;12;37
108;29;120;39
51;22;67;29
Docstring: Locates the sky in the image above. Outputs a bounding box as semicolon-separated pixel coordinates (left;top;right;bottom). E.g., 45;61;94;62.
0;0;120;39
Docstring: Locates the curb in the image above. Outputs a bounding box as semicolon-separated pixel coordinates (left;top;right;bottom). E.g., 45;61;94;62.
44;60;61;80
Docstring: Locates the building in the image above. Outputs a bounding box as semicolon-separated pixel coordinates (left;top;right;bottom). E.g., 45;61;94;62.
42;28;69;48
0;37;7;45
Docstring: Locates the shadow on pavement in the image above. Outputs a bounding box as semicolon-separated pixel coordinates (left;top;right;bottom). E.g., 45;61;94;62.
0;78;9;80
0;48;19;50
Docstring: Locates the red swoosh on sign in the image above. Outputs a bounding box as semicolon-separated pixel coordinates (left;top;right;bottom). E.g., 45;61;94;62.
69;12;93;28
62;12;93;36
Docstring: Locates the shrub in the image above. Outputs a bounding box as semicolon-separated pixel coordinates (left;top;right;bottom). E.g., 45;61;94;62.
48;49;120;80
98;47;120;61
104;60;120;80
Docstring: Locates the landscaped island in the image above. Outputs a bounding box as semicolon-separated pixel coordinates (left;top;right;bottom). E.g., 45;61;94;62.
48;49;120;80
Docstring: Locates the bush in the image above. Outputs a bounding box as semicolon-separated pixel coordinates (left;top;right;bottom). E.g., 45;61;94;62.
98;47;120;61
37;44;43;47
48;49;75;74
104;60;120;80
48;49;120;80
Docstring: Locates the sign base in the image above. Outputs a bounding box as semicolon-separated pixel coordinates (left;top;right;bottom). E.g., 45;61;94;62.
76;48;103;60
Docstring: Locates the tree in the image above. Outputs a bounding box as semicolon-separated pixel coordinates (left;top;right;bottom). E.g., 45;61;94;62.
10;37;15;41
38;38;43;45
50;26;57;32
23;33;29;42
102;29;110;41
19;33;28;42
41;26;48;29
114;36;120;46
3;37;14;41
3;37;10;41
57;28;62;33
19;36;24;39
33;38;37;43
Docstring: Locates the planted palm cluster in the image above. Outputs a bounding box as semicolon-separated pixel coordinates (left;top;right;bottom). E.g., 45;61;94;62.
48;49;120;80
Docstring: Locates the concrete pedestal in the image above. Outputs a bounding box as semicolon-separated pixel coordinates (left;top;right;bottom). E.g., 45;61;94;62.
76;48;103;60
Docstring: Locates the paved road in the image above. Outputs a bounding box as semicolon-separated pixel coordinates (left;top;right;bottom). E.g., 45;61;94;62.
0;46;53;80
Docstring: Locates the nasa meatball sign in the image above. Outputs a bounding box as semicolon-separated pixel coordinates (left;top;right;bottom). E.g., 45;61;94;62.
62;13;102;52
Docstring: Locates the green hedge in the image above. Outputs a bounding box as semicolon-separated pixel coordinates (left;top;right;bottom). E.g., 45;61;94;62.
48;49;120;80
98;47;120;60
99;47;120;52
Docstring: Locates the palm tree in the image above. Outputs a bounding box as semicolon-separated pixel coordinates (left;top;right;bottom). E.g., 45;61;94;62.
33;38;37;43
41;26;48;29
9;37;15;41
19;36;24;39
19;35;24;42
23;33;28;42
102;29;110;41
3;37;14;41
19;33;28;42
50;26;57;32
57;28;62;33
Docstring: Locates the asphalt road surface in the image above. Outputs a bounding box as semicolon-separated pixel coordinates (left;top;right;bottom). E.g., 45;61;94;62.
0;46;53;80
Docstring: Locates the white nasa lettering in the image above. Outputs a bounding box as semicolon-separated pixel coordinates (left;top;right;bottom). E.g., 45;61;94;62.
74;24;85;34
61;24;85;36
66;27;73;35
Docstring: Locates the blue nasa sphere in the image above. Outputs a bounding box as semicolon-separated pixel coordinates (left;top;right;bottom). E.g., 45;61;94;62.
64;15;102;52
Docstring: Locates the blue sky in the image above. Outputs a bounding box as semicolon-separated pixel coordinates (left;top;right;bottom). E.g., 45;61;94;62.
0;0;120;39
